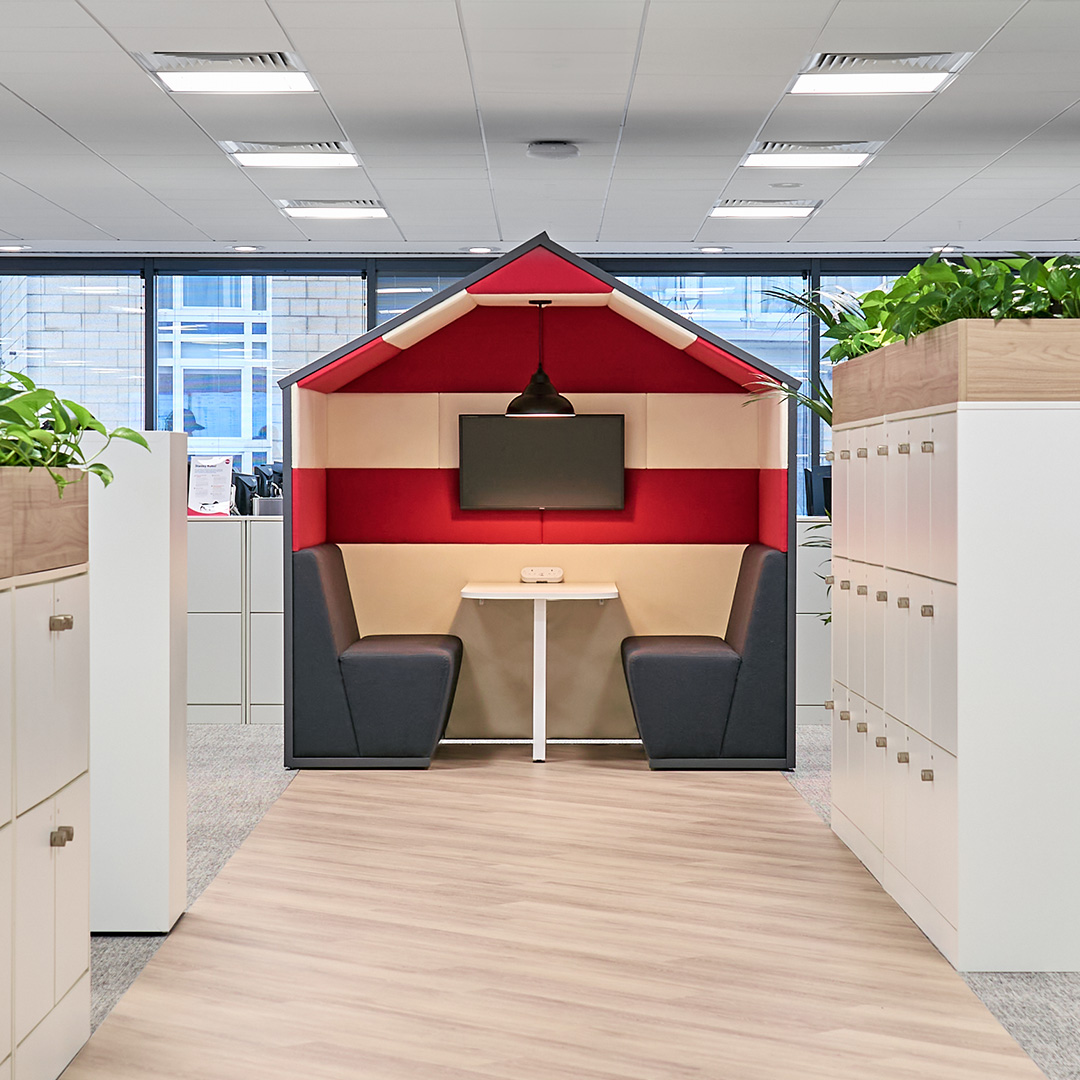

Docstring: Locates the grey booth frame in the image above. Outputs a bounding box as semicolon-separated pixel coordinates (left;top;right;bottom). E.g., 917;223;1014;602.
278;234;800;771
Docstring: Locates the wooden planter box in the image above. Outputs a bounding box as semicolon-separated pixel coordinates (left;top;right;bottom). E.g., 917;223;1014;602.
0;467;89;579
833;319;1080;425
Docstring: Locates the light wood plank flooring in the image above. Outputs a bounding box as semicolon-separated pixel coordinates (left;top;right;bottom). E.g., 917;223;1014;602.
67;745;1044;1080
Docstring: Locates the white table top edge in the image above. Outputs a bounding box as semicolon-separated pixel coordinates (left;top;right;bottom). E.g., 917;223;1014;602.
461;581;619;601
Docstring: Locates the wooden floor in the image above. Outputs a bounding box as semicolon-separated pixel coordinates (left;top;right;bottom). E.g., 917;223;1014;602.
67;746;1044;1080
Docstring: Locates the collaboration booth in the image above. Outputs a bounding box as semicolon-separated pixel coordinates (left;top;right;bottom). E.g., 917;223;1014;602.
280;235;798;770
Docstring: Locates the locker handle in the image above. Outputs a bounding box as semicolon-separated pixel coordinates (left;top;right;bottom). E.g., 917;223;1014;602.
898;443;911;454
824;700;834;711
876;591;888;602
921;769;934;782
824;575;835;585
49;614;74;632
897;752;910;763
840;580;851;590
897;597;910;609
839;711;851;722
856;722;868;733
824;451;835;462
877;445;888;456
856;585;868;595
875;737;887;748
921;605;934;617
50;826;74;847
58;825;74;842
921;440;935;453
856;447;868;458
839;450;851;459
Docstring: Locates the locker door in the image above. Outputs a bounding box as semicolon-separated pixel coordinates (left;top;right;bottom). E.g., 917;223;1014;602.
929;581;958;755
14;582;58;815
904;729;933;905
51;575;89;795
864;423;886;565
884;419;909;573
864;566;886;709
846;692;868;830
829;684;851;817
832;558;850;689
0;825;11;1063
907;415;933;577
884;569;909;723
863;702;887;851
847;564;867;700
906;574;933;741
0;591;11;828
832;429;849;558
54;774;90;1002
882;716;910;875
848;427;867;563
924;744;958;927
14;798;55;1042
929;411;958;584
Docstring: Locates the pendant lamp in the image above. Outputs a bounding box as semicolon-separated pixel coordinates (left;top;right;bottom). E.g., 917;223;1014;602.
505;299;575;416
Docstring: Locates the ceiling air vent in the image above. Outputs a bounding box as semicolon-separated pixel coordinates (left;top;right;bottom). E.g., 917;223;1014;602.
136;51;306;73
278;200;388;220
754;140;884;156
221;141;352;156
710;199;820;219
135;51;313;92
804;52;973;75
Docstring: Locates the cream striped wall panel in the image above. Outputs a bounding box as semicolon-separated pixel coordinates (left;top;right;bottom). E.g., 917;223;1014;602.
326;393;440;469
758;394;788;469
646;394;762;469
289;387;327;468
339;543;746;739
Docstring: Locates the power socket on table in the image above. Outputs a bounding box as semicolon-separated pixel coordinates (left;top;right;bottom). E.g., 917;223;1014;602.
521;566;564;583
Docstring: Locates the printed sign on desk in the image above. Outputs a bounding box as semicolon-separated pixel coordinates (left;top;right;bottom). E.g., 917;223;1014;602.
188;456;232;516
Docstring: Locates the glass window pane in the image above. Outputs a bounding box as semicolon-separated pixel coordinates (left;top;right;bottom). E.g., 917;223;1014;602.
376;273;464;324
156;273;367;472
0;274;144;430
619;273;810;512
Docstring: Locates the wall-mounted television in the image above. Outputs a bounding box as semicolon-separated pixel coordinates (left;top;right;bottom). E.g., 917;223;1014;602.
458;414;625;510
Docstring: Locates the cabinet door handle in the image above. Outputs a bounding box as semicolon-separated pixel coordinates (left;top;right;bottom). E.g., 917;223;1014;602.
856;584;868;595
824;451;835;462
921;605;934;617
59;825;74;842
876;591;888;602
49;614;74;632
824;699;834;711
840;580;850;590
839;710;850;722
877;445;889;456
897;597;910;609
921;769;934;781
839;450;850;460
921;440;935;453
856;447;868;458
856;722;868;733
875;737;887;748
824;575;835;585
898;443;911;454
897;752;910;763
50;830;67;847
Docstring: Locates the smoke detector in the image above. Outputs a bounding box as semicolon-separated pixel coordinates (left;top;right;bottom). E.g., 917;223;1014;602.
527;141;579;160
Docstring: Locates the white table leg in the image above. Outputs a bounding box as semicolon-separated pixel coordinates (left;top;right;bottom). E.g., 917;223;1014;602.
533;597;547;762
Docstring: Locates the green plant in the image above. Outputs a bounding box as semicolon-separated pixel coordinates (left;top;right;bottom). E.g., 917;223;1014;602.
0;368;149;494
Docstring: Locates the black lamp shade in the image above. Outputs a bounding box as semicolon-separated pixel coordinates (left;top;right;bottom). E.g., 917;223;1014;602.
505;365;575;416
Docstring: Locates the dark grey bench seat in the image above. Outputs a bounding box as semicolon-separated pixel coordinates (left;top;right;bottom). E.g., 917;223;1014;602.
621;543;788;769
293;543;462;767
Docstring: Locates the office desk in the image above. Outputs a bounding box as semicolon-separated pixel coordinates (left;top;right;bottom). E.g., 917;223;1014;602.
461;581;619;761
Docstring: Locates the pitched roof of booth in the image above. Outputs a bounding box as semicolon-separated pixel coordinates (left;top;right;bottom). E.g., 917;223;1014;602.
279;233;800;394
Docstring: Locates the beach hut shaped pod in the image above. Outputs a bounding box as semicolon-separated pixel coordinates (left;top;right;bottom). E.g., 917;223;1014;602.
280;233;800;768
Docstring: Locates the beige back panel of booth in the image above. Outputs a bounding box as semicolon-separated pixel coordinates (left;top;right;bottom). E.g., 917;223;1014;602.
339;544;747;739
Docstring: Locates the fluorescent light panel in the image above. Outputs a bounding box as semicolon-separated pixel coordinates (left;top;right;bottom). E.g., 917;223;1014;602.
791;72;949;95
233;151;357;168
744;152;868;168
282;206;387;219
156;71;315;93
710;206;815;219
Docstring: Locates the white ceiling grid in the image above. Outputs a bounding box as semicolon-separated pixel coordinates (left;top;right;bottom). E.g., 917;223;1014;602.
0;0;1077;253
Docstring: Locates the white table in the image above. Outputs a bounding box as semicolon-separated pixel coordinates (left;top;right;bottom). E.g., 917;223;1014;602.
461;581;619;761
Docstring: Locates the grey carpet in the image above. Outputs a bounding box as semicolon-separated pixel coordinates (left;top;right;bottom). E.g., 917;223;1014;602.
91;723;1078;1080
90;725;295;1031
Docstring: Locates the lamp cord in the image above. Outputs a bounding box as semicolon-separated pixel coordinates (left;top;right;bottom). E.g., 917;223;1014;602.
530;299;551;374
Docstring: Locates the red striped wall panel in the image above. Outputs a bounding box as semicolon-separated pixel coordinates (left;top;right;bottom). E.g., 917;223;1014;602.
292;468;328;550
757;469;789;552
338;306;744;394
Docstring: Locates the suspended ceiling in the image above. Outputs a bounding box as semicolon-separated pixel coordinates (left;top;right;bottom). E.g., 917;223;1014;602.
1;0;1079;256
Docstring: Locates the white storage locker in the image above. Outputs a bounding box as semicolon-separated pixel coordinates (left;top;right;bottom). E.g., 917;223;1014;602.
864;423;887;565
929;581;958;755
53;775;89;1003
863;702;887;851
187;613;243;707
831;429;849;558
0;591;10;829
864;565;886;709
929;411;958;584
0;825;11;1064
906;415;933;577
187;518;243;613
905;574;933;742
830;683;850;817
831;557;849;688
14;799;55;1043
847;427;867;563
881;716;910;876
884;419;909;573
847;564;867;700
883;569;909;724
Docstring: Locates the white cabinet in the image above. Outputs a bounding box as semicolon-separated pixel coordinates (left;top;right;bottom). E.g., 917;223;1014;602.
2;566;90;1080
187;517;284;724
831;429;848;558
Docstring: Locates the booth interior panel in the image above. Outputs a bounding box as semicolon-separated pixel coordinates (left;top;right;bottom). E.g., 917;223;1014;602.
645;393;762;469
437;393;648;469
290;468;327;551
339;543;746;739
757;395;788;470
757;470;789;552
683;335;771;391
326;393;440;469
465;246;612;295
608;290;698;350
337;306;746;395
297;338;401;394
381;290;476;350
289;387;327;469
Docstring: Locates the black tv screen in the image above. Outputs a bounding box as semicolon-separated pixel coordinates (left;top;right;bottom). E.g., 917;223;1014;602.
459;414;625;510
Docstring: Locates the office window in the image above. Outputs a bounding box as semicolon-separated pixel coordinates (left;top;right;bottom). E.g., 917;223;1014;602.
0;275;144;430
619;274;810;510
375;272;466;324
155;274;366;471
